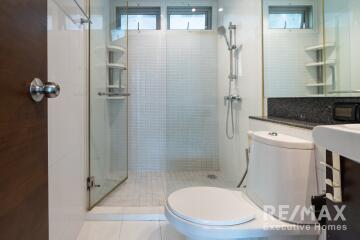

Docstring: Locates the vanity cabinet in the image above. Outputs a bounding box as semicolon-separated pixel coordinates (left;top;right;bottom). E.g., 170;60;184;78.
325;154;360;240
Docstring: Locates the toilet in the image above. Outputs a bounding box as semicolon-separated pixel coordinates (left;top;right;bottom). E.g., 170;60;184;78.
165;131;319;240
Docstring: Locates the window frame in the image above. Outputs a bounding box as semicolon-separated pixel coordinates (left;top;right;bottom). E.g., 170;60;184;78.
268;5;313;29
116;7;161;30
167;6;213;30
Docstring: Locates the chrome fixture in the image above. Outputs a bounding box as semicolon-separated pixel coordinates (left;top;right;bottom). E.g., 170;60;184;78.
98;92;131;97
73;0;92;24
207;174;217;180
224;95;241;101
218;22;242;139
217;26;231;49
30;78;60;102
329;65;336;91
328;90;360;94
80;18;92;25
87;176;100;190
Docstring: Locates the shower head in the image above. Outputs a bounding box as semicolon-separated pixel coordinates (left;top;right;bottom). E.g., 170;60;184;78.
217;25;231;49
217;25;226;36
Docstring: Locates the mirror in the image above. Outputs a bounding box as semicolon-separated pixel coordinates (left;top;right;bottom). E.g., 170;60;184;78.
263;0;360;98
324;0;360;97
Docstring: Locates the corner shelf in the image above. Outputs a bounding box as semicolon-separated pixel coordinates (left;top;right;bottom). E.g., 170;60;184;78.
306;60;336;67
305;43;335;51
107;63;127;70
107;85;125;89
107;45;126;53
306;82;333;87
106;96;126;100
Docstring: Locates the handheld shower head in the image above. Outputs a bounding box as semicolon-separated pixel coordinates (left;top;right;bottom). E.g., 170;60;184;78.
217;25;226;35
217;25;231;49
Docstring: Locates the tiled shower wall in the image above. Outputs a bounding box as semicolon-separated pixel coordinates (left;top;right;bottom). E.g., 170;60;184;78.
165;32;218;170
128;31;167;170
127;31;219;171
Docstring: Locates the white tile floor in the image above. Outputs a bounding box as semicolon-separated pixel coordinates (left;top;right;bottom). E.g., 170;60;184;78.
77;221;186;240
99;171;233;207
77;221;317;240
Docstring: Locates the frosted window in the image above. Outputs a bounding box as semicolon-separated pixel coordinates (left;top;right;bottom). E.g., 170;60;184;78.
269;13;304;28
169;14;206;30
121;15;157;30
269;6;313;29
117;7;161;30
167;7;212;30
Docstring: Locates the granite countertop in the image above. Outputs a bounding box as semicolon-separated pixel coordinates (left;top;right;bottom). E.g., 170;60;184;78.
249;116;321;130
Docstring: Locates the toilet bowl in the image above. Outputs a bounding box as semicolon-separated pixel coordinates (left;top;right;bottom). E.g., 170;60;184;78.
165;131;319;240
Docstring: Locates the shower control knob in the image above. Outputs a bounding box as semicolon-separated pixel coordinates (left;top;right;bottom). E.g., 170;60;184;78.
224;95;241;102
30;78;60;102
232;95;241;102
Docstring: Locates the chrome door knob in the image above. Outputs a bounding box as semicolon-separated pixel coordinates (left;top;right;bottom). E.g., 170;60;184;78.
30;78;60;102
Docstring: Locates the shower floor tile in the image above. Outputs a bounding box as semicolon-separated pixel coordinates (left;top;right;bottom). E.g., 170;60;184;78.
98;171;232;207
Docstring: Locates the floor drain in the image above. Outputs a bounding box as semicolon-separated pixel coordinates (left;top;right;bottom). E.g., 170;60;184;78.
207;174;217;180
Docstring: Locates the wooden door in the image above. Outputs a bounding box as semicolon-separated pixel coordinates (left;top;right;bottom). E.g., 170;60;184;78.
0;0;49;239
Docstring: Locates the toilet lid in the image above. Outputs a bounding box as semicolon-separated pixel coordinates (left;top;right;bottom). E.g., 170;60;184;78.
167;187;256;226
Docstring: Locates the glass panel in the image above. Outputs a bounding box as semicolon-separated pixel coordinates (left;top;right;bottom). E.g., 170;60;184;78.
90;0;232;210
169;14;206;29
164;29;229;196
89;0;128;207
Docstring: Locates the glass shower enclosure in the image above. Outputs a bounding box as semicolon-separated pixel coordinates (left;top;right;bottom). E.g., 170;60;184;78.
89;0;128;207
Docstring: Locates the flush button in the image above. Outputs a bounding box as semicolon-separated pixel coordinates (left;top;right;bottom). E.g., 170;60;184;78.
268;132;278;136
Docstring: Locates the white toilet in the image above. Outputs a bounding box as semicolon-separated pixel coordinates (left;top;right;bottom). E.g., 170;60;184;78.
165;131;319;240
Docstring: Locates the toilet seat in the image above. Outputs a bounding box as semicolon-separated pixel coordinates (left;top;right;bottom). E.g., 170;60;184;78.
165;187;319;240
166;187;256;226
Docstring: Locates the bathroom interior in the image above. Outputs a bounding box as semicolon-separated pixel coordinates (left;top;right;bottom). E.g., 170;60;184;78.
1;0;360;239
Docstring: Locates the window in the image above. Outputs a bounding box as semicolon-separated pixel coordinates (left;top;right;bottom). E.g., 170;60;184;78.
268;5;313;29
117;7;161;30
167;6;212;30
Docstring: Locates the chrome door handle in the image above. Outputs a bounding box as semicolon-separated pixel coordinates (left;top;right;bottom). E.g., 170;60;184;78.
30;78;60;102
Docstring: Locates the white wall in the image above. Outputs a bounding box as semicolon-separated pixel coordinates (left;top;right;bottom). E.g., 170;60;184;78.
48;0;88;239
217;0;263;185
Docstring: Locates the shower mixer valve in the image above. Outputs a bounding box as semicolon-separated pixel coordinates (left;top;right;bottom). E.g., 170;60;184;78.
228;74;238;80
224;95;241;102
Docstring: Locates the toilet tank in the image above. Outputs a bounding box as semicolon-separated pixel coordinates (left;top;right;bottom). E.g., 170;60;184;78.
246;131;317;225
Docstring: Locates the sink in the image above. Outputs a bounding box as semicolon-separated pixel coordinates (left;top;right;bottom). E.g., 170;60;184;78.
313;124;360;162
339;124;360;132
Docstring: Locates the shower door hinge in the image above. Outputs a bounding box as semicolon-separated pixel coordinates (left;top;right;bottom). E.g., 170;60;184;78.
87;176;100;190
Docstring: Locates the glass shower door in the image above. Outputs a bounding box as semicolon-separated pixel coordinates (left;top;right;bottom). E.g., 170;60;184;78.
89;0;128;207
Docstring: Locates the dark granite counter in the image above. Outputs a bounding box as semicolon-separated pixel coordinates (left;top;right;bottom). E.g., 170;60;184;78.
249;116;320;130
252;97;360;129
